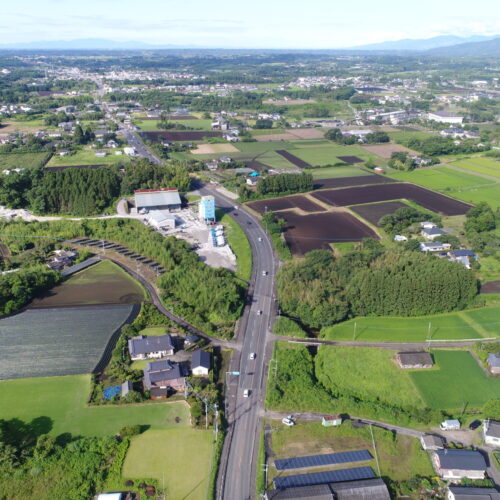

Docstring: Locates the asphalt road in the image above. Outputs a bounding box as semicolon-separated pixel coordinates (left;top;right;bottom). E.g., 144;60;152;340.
200;185;276;500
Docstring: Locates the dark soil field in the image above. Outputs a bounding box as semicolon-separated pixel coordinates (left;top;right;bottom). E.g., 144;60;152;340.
244;160;269;172
246;195;325;214
30;260;145;308
276;150;311;168
350;201;409;226
481;281;500;294
337;155;363;164
311;183;473;216
141;131;221;142
281;212;378;255
313;175;397;190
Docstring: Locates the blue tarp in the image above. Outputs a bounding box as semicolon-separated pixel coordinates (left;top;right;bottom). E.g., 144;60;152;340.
103;385;121;400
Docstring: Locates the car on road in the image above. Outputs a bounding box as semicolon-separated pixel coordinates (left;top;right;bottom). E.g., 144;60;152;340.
243;389;250;398
282;415;295;426
249;352;256;360
234;206;238;210
257;310;262;315
262;270;267;276
258;237;262;241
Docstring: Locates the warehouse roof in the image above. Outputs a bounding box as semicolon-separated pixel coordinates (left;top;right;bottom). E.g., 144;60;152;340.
134;188;181;208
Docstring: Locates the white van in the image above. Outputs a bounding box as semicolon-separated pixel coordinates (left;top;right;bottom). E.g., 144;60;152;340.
440;419;461;431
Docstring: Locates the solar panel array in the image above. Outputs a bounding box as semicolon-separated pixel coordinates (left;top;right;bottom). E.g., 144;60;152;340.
273;467;375;489
275;450;372;471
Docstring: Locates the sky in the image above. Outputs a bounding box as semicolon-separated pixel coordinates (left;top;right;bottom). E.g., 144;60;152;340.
2;0;500;48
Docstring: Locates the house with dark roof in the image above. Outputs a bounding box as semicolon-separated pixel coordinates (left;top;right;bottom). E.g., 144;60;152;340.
448;486;500;499
420;241;451;252
265;478;390;500
421;226;446;240
143;359;186;398
192;350;211;376
397;352;433;369
128;334;174;361
448;249;479;270
432;449;487;480
484;420;500;448
487;354;500;374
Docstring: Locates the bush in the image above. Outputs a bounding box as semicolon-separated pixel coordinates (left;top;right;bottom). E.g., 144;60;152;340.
119;425;142;437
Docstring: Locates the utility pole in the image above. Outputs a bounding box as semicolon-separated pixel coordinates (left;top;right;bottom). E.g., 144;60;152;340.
205;401;208;430
352;322;357;341
427;322;432;350
262;464;268;490
214;404;218;441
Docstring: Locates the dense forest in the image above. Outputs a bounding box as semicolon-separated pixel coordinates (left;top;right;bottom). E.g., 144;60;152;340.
277;243;478;328
256;172;313;196
0;219;245;337
0;161;191;216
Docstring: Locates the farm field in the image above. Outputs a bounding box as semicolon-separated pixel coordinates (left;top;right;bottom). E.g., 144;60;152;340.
350;201;409;226
315;346;424;408
276;149;311;168
134;118;213;132
361;143;416;159
191;143;239;154
0;151;51;170
246;195;326;215
46;149;129;167
123;429;213;500
411;350;500;409
450;156;500;179
321;306;500;342
0;304;138;379
0;119;47;133
310;166;373;180
388;167;494;190
442;184;500;210
269;421;433;483
281;211;378;255
389;130;436;143
142;130;221;142
30;260;145;308
291;144;378;166
310;183;472;216
313;174;397;189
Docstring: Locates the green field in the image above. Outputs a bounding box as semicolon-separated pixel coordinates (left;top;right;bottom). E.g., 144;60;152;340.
389;166;494;190
411;350;500;409
291;143;377;166
309;165;372;179
451;156;500;179
321;307;500;342
47;149;130;167
134;118;213;132
269;421;433;482
123;429;214;500
0;151;51;170
389;130;436;144
219;211;252;281
316;346;424;407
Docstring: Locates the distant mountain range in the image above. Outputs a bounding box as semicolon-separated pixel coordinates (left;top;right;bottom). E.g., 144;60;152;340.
349;34;497;51
0;35;499;56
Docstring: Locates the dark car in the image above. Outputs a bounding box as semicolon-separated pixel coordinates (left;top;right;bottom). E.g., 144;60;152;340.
469;420;481;430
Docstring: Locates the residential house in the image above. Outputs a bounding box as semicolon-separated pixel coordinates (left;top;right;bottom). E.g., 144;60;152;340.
421;226;446;240
219;155;232;163
397;352;433;369
487;354;500;374
184;333;200;347
427;111;464;125
128;334;175;361
484;420;500;448
448;486;500;499
394;235;407;242
94;129;109;138
143;359;186;398
448;250;478;269
205;160;219;171
106;140;118;148
421;434;445;451
246;177;259;186
420;241;451;252
191;350;211;376
420;221;437;229
432;449;487;480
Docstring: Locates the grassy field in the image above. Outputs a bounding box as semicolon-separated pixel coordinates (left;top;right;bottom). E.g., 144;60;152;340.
389;130;436;143
450;185;500;209
411;350;500;409
134;118;213;132
291;143;378;166
123;429;214;500
315;346;424;408
480;255;500;282
450;156;500;179
0;151;51;170
273;316;308;338
308;165;371;179
47;149;130;167
0;118;47;133
269;421;433;483
321;307;500;342
389;167;494;190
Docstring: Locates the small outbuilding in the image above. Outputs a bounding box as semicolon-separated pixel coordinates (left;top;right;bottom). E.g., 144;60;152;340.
396;352;433;369
192;350;211;376
420;434;445;451
484;419;500;448
322;415;342;427
487;354;500;374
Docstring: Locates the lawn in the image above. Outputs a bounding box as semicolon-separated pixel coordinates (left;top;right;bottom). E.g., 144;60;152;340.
31;259;146;307
320;307;500;342
411;350;500;410
315;346;424;408
218;210;252;281
389;130;436;144
123;429;214;500
451;156;500;179
134;118;213;132
269;421;433;482
444;185;500;210
308;165;370;179
480;255;500;282
0;151;51;170
47;149;130;167
291;144;378;166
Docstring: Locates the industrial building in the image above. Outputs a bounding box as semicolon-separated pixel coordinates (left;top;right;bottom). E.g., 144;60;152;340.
199;195;216;222
134;188;182;212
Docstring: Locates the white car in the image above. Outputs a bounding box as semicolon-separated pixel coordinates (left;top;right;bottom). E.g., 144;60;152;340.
258;237;262;242
262;270;267;276
257;310;262;315
243;389;250;398
282;416;295;426
249;352;256;360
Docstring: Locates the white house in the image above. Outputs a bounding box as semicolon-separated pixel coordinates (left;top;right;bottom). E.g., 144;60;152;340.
484;420;500;447
421;227;446;240
433;449;486;480
420;241;451;252
124;147;137;156
448;486;500;500
191;350;211;376
128;334;175;361
428;111;464;125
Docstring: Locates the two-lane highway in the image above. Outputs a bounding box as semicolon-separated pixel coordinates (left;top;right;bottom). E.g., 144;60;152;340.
200;186;276;500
